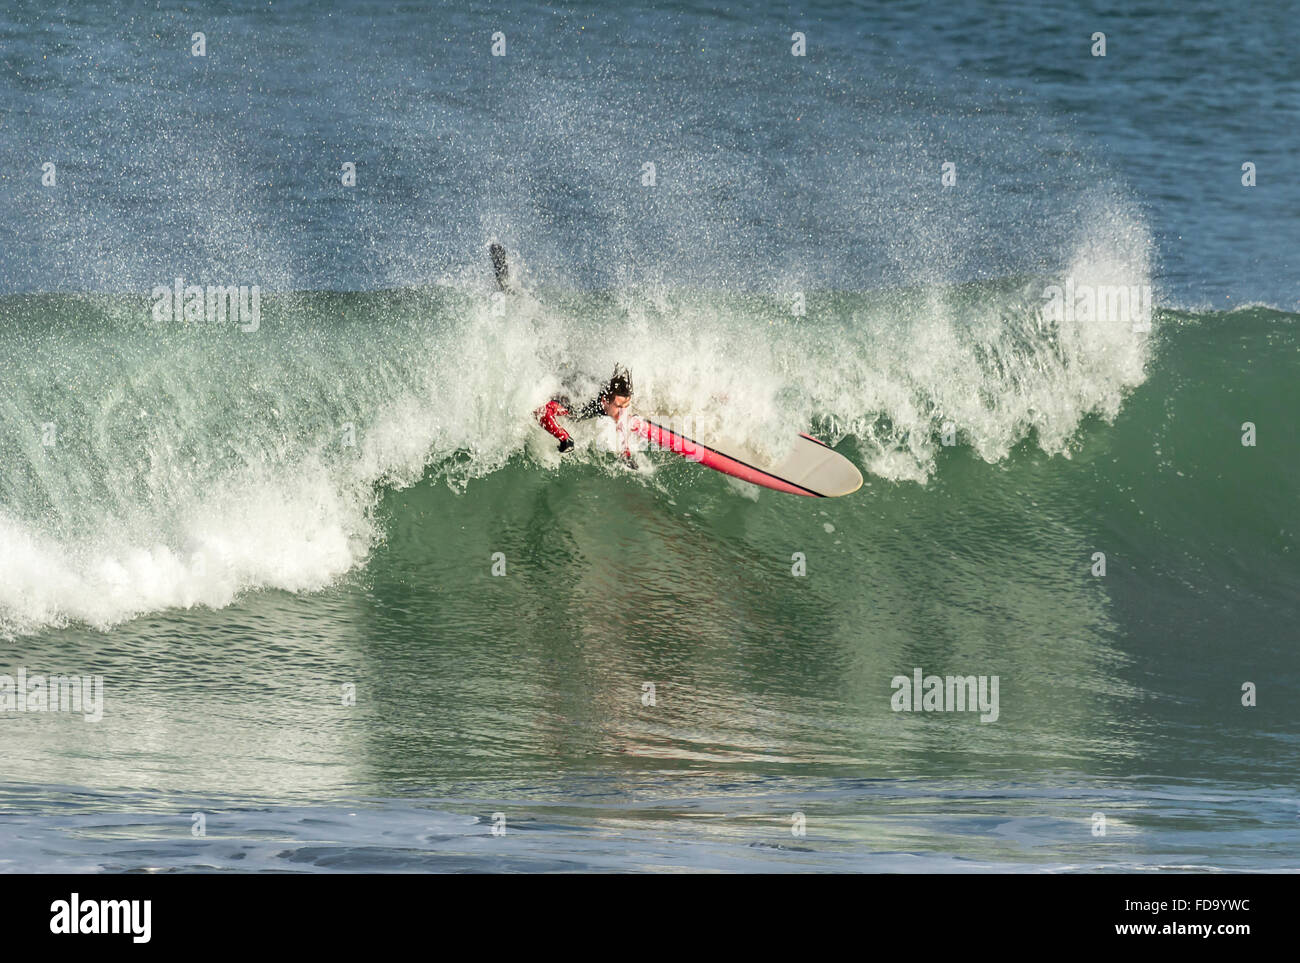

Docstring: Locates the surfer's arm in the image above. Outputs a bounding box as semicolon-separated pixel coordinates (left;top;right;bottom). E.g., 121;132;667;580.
617;418;637;468
535;399;575;452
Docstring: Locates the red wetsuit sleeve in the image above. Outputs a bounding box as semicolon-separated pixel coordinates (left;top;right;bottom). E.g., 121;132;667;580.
535;399;572;442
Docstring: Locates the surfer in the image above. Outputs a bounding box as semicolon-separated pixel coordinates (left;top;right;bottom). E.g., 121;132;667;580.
488;243;637;464
535;365;635;460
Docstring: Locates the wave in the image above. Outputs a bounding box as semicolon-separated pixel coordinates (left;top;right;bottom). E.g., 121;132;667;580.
0;210;1235;635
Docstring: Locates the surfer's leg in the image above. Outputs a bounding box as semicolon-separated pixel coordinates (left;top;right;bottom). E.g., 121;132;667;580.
488;242;509;291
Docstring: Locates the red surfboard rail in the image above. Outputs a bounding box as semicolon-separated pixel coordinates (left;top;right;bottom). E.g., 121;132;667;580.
627;415;828;496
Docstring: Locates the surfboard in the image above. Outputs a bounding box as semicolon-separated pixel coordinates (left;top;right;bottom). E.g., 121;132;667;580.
628;415;863;497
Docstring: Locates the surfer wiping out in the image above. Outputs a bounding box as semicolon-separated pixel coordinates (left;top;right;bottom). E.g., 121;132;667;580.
535;365;635;460
488;243;637;465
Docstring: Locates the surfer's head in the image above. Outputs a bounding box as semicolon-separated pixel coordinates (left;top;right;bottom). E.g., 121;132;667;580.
600;364;633;417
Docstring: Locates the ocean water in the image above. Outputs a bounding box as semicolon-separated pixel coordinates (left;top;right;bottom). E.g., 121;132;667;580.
0;0;1296;872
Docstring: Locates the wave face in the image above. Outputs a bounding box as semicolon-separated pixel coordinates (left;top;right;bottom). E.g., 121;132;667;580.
1;295;1295;818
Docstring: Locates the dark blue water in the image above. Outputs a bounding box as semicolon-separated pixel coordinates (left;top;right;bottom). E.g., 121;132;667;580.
3;0;1297;305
